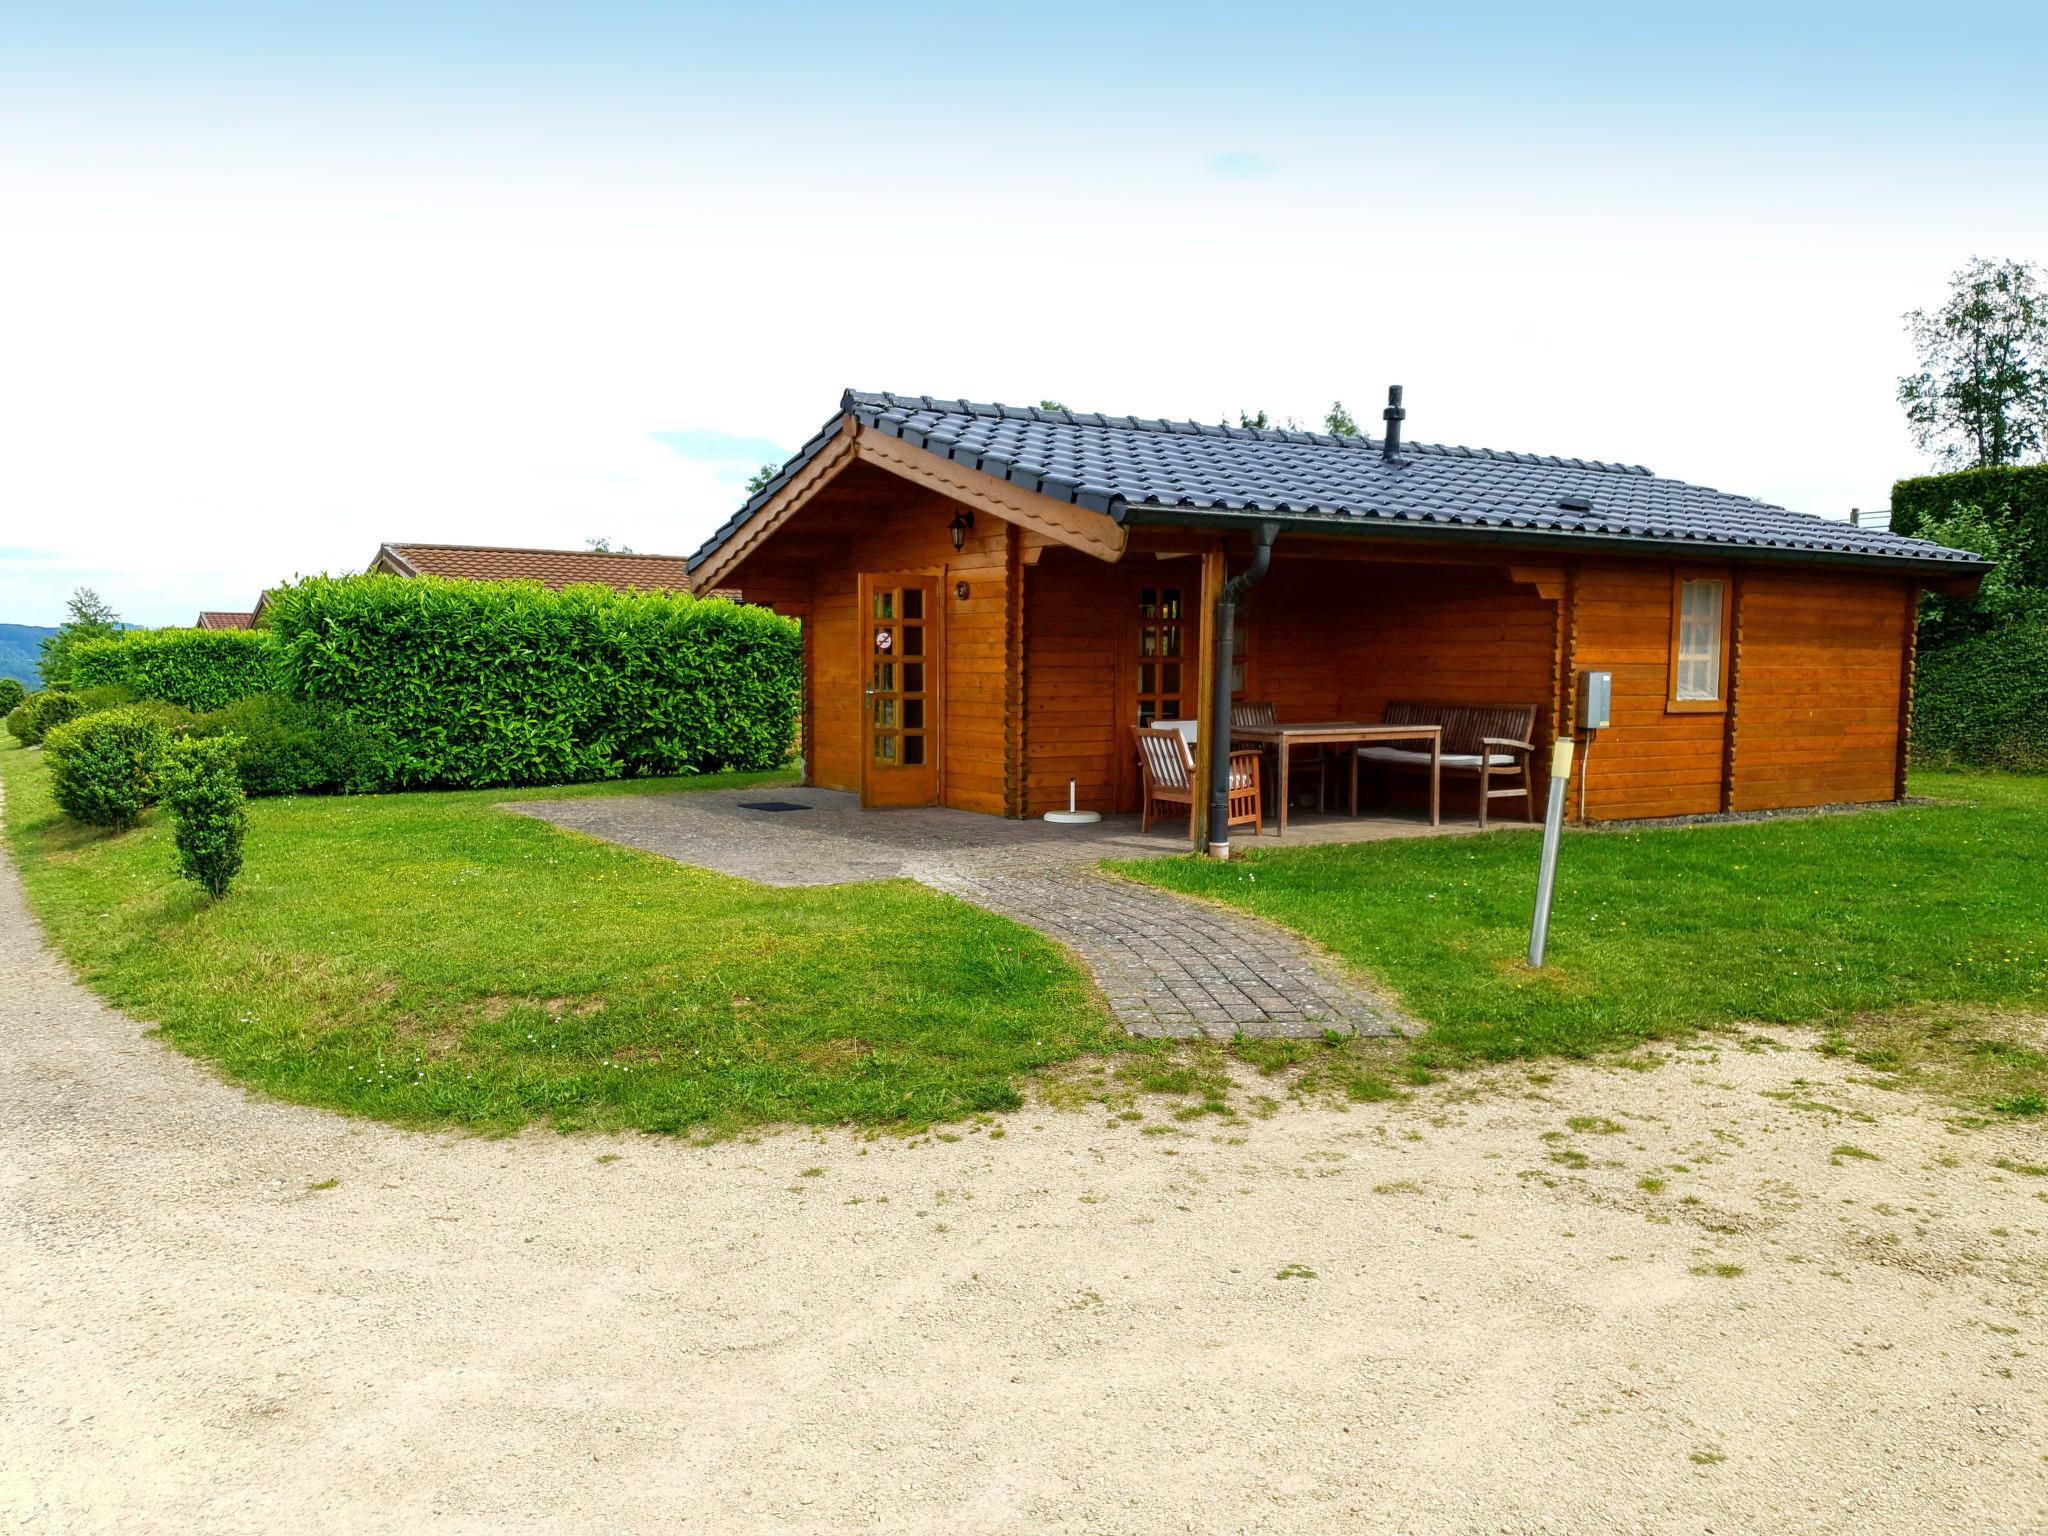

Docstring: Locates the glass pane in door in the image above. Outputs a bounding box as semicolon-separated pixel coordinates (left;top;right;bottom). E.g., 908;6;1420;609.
1135;584;1188;724
869;584;931;769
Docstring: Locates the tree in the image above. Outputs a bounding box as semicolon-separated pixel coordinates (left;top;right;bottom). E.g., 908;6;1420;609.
744;463;780;497
584;537;636;553
1038;399;1068;412
1912;500;2047;647
38;587;122;687
1899;257;2048;470
1324;401;1361;436
1231;409;1304;430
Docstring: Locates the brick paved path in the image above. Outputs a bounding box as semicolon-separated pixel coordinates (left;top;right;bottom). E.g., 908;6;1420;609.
519;790;1412;1040
914;861;1402;1038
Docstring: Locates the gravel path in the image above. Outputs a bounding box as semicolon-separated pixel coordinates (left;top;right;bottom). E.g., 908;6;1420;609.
518;789;1411;1038
5;807;2048;1532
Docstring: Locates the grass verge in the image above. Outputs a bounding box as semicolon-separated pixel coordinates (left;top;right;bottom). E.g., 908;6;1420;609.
1119;769;2048;1118
0;745;1114;1135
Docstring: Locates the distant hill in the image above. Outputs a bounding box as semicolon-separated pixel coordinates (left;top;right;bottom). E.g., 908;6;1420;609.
0;623;57;688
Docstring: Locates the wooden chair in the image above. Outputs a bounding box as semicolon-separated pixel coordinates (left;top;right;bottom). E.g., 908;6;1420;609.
1230;700;1328;813
1136;726;1262;836
1353;701;1539;830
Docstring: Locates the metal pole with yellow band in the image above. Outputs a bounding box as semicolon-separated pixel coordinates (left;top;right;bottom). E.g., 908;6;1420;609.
1527;738;1576;967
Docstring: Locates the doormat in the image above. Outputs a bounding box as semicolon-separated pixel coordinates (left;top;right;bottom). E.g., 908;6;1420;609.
738;800;812;813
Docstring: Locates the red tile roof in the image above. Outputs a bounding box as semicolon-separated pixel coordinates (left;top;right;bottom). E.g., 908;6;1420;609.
371;543;692;592
196;610;255;630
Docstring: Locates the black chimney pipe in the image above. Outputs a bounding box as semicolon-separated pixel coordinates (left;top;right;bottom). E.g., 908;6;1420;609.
1381;384;1405;460
1204;521;1279;857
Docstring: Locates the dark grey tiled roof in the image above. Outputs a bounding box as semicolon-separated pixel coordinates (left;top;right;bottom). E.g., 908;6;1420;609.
688;390;1987;575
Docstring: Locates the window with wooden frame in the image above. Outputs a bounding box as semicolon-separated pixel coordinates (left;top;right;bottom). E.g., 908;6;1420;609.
1667;569;1731;712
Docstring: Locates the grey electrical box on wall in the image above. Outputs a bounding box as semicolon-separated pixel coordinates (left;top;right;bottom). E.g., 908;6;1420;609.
1579;670;1613;730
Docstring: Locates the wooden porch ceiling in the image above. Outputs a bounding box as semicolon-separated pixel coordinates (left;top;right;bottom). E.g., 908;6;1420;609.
1118;525;1569;600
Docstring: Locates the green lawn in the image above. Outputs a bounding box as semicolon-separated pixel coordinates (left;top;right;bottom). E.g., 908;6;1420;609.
0;745;1112;1134
1123;770;2048;1113
8;735;2046;1134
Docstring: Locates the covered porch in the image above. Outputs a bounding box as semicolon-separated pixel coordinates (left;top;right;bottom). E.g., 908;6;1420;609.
1023;532;1567;843
696;444;1571;845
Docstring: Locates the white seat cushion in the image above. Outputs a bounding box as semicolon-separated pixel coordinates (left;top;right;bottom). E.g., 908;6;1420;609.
1356;746;1516;769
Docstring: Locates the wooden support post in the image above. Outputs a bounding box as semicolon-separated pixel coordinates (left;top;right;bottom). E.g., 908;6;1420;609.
1556;563;1581;822
1003;523;1027;818
797;607;814;787
1720;570;1745;813
1896;583;1921;802
1192;540;1226;851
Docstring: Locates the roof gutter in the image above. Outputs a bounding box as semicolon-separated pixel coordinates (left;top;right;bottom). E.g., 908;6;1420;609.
1109;502;1992;582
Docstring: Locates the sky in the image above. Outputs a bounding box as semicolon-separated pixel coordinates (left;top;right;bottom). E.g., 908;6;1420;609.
3;1;2046;626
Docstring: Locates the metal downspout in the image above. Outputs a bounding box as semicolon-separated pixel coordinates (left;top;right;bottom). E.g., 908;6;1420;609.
1205;521;1279;857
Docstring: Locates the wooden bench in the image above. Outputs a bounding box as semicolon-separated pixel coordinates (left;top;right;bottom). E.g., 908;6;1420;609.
1352;702;1539;830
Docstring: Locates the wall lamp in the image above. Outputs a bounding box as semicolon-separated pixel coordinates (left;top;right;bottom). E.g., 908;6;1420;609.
947;509;975;552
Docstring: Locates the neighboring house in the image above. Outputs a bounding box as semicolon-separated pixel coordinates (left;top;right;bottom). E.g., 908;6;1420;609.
690;388;1987;826
368;542;693;591
206;546;695;639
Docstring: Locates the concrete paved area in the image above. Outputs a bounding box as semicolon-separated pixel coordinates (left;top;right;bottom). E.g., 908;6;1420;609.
520;787;1482;887
517;790;1449;1038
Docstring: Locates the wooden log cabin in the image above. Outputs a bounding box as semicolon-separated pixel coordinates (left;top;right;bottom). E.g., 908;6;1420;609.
688;390;1985;844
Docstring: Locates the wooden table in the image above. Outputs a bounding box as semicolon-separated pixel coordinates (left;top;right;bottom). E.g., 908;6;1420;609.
1230;722;1444;835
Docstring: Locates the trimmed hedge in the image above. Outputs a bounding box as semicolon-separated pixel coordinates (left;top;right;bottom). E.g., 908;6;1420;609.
70;629;277;711
1914;624;2048;772
1893;464;2048;589
264;574;802;790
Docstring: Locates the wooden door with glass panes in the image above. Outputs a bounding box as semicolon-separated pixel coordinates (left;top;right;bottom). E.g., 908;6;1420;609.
1118;563;1202;810
1134;580;1191;728
858;572;941;806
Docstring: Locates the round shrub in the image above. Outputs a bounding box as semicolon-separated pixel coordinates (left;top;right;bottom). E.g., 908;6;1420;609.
6;688;89;747
42;707;173;830
1914;624;2048;772
162;736;247;898
185;693;373;797
0;677;22;716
